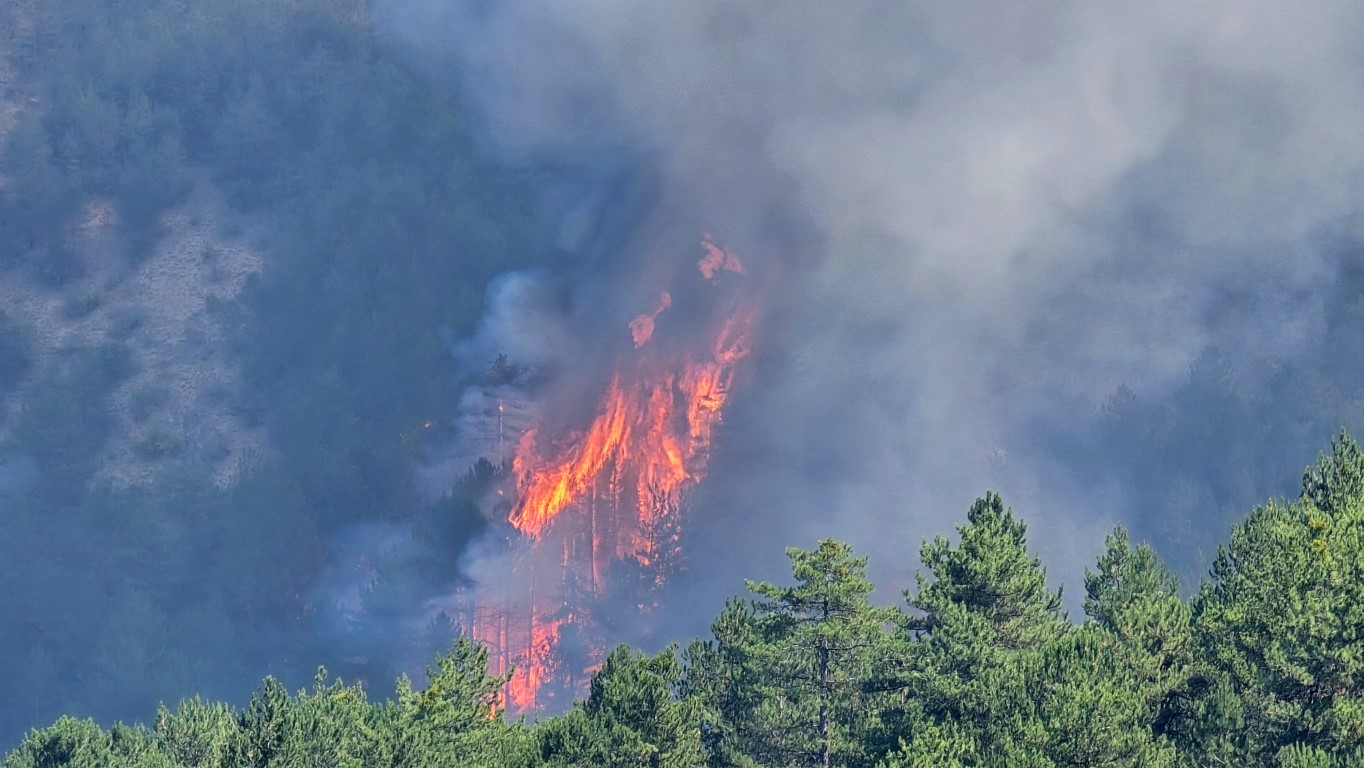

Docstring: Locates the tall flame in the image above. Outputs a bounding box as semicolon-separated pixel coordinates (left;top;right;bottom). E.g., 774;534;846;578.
469;592;567;713
475;236;757;712
510;240;754;542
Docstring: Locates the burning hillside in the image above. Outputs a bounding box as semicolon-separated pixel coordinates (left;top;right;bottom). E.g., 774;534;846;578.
457;235;756;711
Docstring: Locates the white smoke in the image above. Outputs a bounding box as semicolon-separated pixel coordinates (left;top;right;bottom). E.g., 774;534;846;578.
378;0;1364;600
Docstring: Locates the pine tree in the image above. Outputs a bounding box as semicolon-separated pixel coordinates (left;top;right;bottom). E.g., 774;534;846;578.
4;717;163;768
688;540;900;768
390;637;523;765
1194;435;1364;763
1276;743;1364;768
903;492;1067;728
879;718;977;768
533;645;703;768
911;493;1067;651
1302;431;1364;516
1012;625;1178;767
1084;527;1198;746
682;600;765;768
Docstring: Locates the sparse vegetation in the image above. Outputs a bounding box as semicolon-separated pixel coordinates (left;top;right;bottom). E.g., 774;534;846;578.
0;311;33;390
133;428;184;460
59;291;101;320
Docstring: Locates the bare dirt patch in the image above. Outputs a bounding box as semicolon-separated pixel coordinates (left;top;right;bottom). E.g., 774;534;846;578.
0;179;270;489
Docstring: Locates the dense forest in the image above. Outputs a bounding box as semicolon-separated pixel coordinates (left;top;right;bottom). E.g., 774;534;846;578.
0;0;549;739
9;433;1364;767
5;0;1364;765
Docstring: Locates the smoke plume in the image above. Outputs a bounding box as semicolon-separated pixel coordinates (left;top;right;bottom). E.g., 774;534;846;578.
377;1;1364;625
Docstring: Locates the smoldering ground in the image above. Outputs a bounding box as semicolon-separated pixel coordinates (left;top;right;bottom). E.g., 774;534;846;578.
369;0;1364;641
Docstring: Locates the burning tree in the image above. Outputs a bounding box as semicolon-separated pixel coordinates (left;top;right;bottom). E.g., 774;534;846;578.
461;235;759;712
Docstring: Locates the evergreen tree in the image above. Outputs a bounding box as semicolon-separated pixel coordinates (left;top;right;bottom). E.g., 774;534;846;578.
14;434;1364;768
4;717;167;768
1194;436;1364;763
911;493;1067;650
533;645;703;768
1302;431;1364;516
903;492;1067;728
879;719;977;768
1276;743;1364;768
389;637;523;765
1084;527;1198;747
1011;625;1178;767
153;697;237;767
682;601;765;768
689;541;900;768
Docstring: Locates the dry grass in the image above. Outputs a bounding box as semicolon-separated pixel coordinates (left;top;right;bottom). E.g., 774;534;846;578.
0;27;269;491
0;179;271;489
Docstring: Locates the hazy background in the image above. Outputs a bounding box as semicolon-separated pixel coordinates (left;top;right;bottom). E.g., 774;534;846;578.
2;0;1363;745
379;0;1364;590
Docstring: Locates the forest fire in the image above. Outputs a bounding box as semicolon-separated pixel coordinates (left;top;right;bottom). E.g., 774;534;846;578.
509;236;751;546
468;235;757;711
504;616;562;711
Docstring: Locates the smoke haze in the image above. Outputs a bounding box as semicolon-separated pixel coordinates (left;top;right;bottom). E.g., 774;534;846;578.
372;0;1364;619
8;0;1364;742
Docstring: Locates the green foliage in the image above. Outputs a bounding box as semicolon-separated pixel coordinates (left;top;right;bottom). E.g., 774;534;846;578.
1194;435;1364;763
1277;743;1364;768
902;492;1066;734
884;493;1178;767
679;603;763;768
911;493;1067;652
153;698;236;767
534;645;702;768
389;636;524;764
1083;527;1198;747
9;431;1364;767
1302;432;1364;516
4;717;165;768
227;671;393;767
5;641;525;766
880;720;976;768
1011;625;1178;766
688;540;901;768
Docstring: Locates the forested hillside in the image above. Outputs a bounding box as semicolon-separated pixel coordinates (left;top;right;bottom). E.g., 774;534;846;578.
0;0;549;737
6;0;1364;764
10;434;1364;767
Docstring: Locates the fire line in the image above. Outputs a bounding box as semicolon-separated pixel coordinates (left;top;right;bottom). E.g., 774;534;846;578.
470;236;757;711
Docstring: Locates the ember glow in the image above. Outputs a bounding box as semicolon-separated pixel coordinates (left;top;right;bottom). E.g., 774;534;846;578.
629;292;672;348
466;588;570;712
698;233;746;280
507;365;723;542
468;236;757;711
510;244;754;543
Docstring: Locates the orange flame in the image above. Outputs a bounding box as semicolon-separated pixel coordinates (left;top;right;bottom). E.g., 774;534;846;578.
473;598;565;713
505;616;562;710
509;377;633;538
629;292;672;348
509;295;754;539
482;236;758;713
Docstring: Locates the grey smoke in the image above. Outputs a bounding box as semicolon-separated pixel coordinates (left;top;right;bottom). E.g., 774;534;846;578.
377;1;1364;617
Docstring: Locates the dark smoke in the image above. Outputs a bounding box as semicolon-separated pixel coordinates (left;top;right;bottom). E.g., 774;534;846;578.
375;0;1364;637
